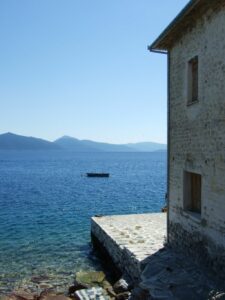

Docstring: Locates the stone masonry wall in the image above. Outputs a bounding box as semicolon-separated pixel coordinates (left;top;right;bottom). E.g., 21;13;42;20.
168;3;225;276
91;218;141;282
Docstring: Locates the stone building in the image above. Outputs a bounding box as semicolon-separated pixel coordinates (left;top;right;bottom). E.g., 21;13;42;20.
149;0;225;273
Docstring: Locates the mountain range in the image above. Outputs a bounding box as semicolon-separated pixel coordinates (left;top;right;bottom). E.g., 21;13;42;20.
0;133;167;152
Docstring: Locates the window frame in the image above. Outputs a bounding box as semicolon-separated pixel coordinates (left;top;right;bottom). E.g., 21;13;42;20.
183;171;202;215
187;56;199;106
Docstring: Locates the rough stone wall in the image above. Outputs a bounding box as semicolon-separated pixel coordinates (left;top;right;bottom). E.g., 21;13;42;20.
91;219;141;282
168;4;225;276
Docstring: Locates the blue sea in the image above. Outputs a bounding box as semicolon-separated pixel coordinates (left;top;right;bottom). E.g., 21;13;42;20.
0;151;166;294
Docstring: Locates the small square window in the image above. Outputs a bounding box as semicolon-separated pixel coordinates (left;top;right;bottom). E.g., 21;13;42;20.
183;171;201;214
187;56;198;105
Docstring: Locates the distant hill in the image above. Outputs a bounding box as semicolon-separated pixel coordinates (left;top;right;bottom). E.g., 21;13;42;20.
0;132;60;150
54;136;166;152
54;136;102;152
127;142;167;152
0;132;167;152
54;136;134;152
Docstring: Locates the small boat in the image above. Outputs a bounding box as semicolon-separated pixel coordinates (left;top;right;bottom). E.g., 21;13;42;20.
86;173;110;178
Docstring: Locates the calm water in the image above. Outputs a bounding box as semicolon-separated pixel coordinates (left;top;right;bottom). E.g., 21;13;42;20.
0;151;166;293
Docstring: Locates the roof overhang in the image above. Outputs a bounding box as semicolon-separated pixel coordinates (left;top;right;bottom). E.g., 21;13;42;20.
148;0;202;54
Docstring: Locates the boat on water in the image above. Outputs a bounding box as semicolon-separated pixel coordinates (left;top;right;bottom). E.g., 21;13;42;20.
86;173;110;178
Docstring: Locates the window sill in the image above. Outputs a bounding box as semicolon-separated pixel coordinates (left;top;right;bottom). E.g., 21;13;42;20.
183;210;201;223
187;100;199;106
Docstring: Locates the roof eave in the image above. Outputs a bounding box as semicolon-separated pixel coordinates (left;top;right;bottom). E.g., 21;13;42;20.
148;0;201;53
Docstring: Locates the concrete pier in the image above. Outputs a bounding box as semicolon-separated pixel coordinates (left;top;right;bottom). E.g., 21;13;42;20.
91;213;166;282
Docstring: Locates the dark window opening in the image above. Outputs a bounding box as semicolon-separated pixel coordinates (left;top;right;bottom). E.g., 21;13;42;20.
184;171;201;214
188;56;198;104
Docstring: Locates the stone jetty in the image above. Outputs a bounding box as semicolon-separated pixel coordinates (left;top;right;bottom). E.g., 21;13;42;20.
91;213;166;282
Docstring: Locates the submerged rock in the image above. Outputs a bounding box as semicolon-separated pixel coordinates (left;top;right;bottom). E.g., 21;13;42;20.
31;276;50;284
38;290;56;300
39;284;53;290
12;290;37;300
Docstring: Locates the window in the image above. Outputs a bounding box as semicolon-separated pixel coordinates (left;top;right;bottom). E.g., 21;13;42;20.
188;56;198;105
183;171;201;214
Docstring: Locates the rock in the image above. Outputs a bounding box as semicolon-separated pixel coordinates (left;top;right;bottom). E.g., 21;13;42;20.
39;295;70;300
39;284;53;290
31;276;49;284
38;290;55;300
12;290;36;300
71;296;80;300
101;279;112;290
113;279;129;294
74;287;110;300
214;293;225;299
0;296;17;300
68;281;88;295
76;271;105;286
161;206;167;213
105;282;118;297
116;292;130;300
128;287;150;300
100;279;116;297
105;287;117;298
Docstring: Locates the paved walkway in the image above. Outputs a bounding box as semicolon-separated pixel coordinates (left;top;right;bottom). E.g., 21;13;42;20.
91;213;166;282
92;213;166;261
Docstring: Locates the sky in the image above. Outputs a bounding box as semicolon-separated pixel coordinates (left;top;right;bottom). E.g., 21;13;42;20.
0;0;188;144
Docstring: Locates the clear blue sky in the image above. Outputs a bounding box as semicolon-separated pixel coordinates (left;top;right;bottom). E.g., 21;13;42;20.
0;0;188;144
